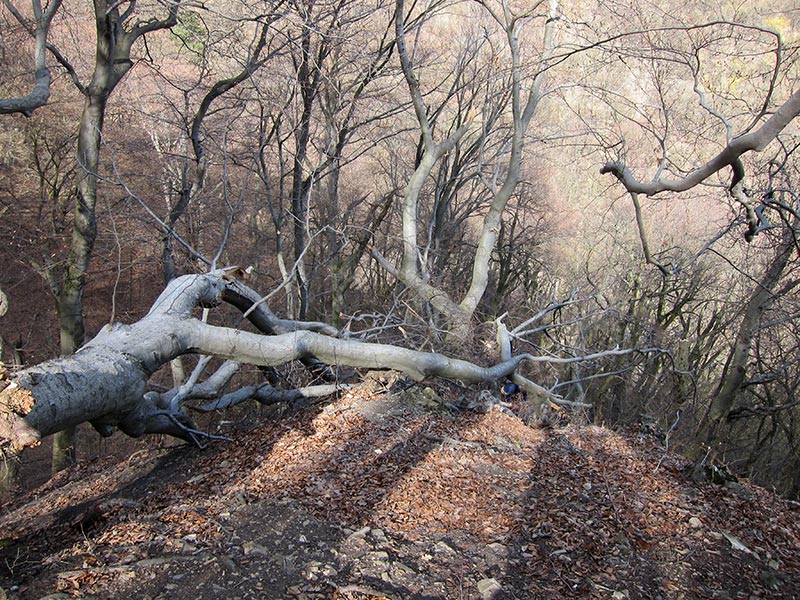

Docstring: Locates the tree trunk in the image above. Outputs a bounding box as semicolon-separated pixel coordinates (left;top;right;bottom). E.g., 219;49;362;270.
51;86;107;474
290;22;324;320
46;0;178;474
0;271;532;478
716;254;792;418
690;231;797;467
388;0;558;339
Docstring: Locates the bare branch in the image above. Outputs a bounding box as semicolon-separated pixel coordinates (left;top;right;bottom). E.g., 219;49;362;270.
601;89;800;196
510;293;588;335
630;192;672;275
0;0;63;115
193;383;353;412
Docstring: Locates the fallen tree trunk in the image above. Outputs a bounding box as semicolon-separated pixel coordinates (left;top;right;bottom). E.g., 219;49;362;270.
0;270;530;459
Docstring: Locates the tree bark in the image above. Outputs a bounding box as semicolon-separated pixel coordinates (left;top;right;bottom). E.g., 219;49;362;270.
46;0;180;474
696;231;798;453
0;0;63;116
0;271;532;467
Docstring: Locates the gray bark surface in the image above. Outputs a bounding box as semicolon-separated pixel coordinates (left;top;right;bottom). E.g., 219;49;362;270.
1;271;528;455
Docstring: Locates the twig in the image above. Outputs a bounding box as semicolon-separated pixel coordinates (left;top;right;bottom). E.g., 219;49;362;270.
654;409;682;473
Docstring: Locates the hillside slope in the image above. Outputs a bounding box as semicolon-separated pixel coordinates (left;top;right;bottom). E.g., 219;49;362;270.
1;376;799;599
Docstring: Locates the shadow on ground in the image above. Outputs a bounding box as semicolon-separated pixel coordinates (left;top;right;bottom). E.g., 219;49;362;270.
1;375;799;599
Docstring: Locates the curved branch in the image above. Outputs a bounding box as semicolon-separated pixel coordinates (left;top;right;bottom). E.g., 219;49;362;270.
193;383;353;412
601;88;800;196
395;0;433;150
222;278;339;336
186;321;529;383
0;0;63;115
630;192;671;275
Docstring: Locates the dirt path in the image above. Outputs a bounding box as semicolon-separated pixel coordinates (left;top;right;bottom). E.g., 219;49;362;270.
1;378;799;599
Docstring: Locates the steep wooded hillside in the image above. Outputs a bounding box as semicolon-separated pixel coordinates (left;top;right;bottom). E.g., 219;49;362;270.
1;378;798;599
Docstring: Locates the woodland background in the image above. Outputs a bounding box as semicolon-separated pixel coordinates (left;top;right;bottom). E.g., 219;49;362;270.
1;0;799;497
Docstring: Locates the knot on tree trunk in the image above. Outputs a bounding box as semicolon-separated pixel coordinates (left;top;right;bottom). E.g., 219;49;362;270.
0;370;41;452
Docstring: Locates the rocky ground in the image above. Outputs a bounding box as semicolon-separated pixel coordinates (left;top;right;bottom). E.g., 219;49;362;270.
1;373;799;599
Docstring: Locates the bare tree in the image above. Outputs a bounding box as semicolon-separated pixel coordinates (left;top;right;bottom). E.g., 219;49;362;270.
149;5;289;283
374;0;559;339
597;20;800;474
4;0;183;472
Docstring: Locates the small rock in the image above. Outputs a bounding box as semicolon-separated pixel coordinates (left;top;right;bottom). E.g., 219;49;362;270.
724;481;755;500
486;542;508;565
321;564;338;578
487;542;507;554
347;526;371;540
181;541;196;553
477;578;503;600
393;561;416;575
136;557;171;567
370;528;388;544
583;482;593;491
434;540;456;554
242;541;269;556
688;517;703;529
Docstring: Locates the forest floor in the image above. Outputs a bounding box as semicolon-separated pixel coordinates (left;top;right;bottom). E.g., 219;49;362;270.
1;373;799;600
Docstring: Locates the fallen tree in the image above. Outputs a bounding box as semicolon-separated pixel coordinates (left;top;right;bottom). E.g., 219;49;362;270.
0;269;540;478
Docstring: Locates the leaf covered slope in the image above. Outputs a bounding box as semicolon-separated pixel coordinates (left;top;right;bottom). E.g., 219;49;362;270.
1;379;799;599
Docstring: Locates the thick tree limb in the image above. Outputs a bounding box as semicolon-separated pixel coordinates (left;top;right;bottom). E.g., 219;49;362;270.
187;322;530;383
600;89;800;196
0;271;543;453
